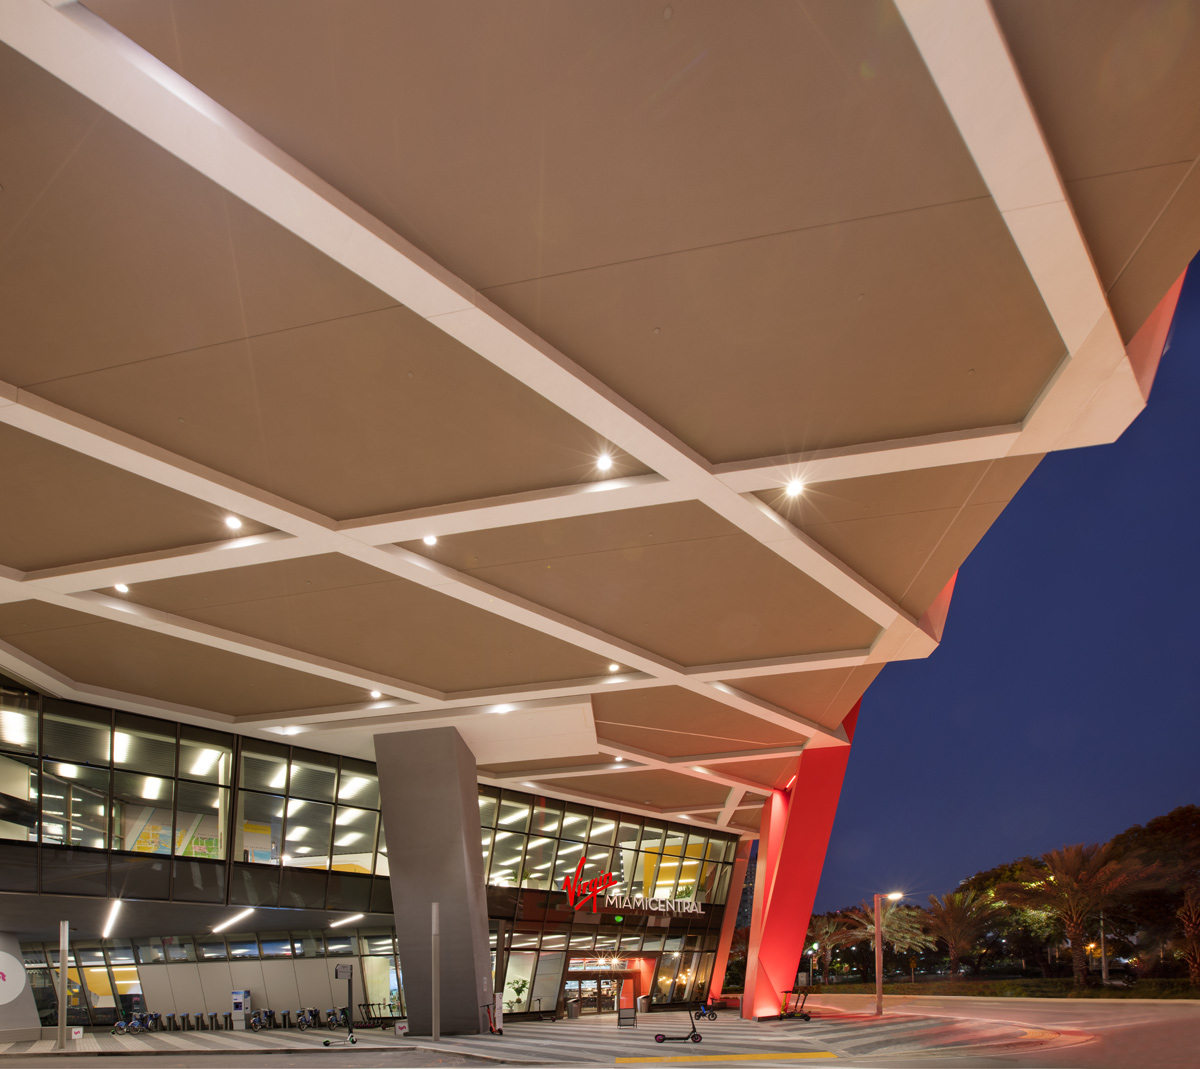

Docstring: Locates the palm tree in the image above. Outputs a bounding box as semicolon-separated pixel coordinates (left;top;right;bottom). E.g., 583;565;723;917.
924;890;1000;977
842;899;934;978
806;913;856;984
1177;886;1200;986
997;843;1159;986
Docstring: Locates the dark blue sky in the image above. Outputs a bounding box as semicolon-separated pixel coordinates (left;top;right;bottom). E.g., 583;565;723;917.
814;259;1200;912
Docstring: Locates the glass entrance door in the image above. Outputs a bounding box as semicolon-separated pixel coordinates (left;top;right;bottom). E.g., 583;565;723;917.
598;978;617;1012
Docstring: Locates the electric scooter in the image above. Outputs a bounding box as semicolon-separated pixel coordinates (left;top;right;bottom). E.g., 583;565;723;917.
653;1006;702;1044
482;1002;502;1035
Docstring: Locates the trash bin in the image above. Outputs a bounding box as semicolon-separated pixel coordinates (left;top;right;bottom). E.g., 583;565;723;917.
566;998;582;1019
636;995;650;1013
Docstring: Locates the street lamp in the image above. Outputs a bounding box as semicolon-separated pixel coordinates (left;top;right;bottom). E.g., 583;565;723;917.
874;892;903;1017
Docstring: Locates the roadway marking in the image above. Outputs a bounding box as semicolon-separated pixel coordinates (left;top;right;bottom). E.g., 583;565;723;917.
616;1053;836;1063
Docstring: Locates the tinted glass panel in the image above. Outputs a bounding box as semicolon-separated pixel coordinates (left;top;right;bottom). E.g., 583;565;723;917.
289;750;337;802
235;791;282;865
0;752;37;841
284;799;333;868
42;845;108;895
0;690;37;754
176;782;228;860
43;700;110;766
172;859;225;903
178;727;232;785
332;806;376;872
113;713;176;776
239;741;289;794
42;763;109;848
112;771;172;853
337;759;380;809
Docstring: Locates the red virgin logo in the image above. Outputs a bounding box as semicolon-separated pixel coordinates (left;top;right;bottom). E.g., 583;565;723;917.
562;857;617;912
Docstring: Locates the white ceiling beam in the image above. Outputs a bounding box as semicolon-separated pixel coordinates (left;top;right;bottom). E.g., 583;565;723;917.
896;0;1141;457
718;788;748;826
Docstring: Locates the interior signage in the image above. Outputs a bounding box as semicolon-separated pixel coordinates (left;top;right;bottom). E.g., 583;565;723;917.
561;859;703;914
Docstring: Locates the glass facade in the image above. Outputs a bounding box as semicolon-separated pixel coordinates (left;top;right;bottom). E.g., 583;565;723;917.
2;676;743;1019
19;930;404;1027
480;786;738;1014
0;677;389;912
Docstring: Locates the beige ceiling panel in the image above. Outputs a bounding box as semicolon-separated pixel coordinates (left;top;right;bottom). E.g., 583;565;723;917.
706;757;797;791
478;754;614;776
120;553;612;694
1104;167;1200;343
415;503;880;665
733;665;884;730
760;456;1042;619
33;305;645;520
86;0;986;290
0;44;394;388
483;199;1064;463
0;423;273;572
593;687;814;757
1065;164;1192;289
731;808;763;832
532;769;728;811
993;0;1200;181
0;602;363;716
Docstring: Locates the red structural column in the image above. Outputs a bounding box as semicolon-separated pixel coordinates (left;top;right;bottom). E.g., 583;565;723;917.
707;838;752;1003
741;704;860;1019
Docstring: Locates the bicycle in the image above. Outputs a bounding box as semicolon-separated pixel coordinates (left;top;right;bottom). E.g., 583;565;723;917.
296;1008;319;1031
248;1009;267;1032
111;1013;140;1036
326;1006;347;1029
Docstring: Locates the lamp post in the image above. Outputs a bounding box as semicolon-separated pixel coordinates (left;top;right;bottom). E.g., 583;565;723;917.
874;892;902;1017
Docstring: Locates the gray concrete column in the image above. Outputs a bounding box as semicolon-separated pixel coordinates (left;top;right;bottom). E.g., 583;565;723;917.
0;931;42;1042
374;727;492;1035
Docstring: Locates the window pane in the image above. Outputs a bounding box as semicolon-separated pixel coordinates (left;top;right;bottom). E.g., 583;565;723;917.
325;933;354;956
502;951;536;1013
113;713;176;776
559;805;591;842
290;932;325;958
259;934;292;958
226;936;259;960
175;782;228;860
553;839;588;889
289;749;337;802
478;788;499;829
375;823;389;877
522;833;557;889
112;771;173;853
43;701;110;766
336;759;379;809
179;727;232;785
240;740;289;794
587;810;618;846
488;831;525;887
105;942;135;966
235;791;283;865
283;799;333;869
134;938;164;964
42;763;109;848
0;752;38;841
530;951;566;1015
332;806;377;872
529;797;563;836
0;690;37;754
496;793;531;832
196;938;227;960
163;936;195;963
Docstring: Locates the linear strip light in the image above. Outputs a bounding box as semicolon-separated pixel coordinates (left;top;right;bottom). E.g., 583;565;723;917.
329;913;364;928
102;899;122;938
212;908;255;933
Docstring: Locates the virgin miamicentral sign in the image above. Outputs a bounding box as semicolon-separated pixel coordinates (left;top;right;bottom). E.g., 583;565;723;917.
562;858;703;914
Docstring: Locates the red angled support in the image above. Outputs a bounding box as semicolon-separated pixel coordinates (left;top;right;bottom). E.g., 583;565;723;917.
741;703;860;1019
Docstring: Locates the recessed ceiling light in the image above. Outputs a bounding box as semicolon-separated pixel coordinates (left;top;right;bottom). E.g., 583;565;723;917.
224;516;243;530
423;534;438;546
596;453;613;472
608;663;620;673
114;584;129;594
785;479;804;497
615;757;624;763
492;704;514;714
370;690;382;700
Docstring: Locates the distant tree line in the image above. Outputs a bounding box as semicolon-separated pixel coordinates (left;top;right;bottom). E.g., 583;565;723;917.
722;805;1199;990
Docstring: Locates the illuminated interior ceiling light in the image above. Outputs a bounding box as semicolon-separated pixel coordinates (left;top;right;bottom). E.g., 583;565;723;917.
369;690;382;700
140;777;163;801
608;663;620;673
294;846;312;854
212;907;255;933
493;831;512;841
102;899;122;939
338;776;368;800
596;453;613;471
114;583;129;594
491;704;514;714
785;479;804;497
285;826;309;841
1;710;29;747
113;732;131;764
269;764;288;790
57;763;79;779
224;516;243;530
335;832;363;847
591;822;615;834
499;807;529;825
189;749;220;777
281;854;291;863
286;799;305;816
422;534;437;546
335;807;364;826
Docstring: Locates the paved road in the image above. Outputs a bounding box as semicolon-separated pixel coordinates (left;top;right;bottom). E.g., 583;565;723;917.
1;998;1195;1068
